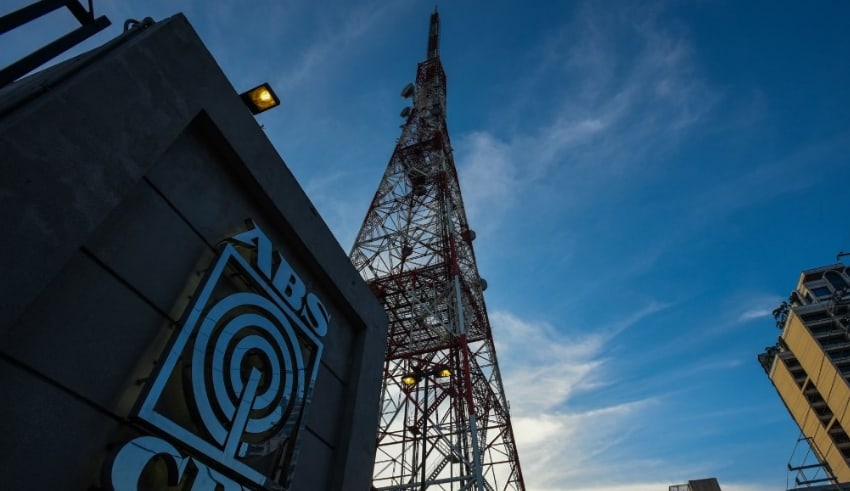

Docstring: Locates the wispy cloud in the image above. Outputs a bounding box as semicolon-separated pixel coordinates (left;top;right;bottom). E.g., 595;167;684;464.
682;131;850;228
737;308;772;322
492;299;782;490
727;292;784;325
495;311;607;413
276;1;403;93
456;1;718;232
457;132;517;229
493;306;679;490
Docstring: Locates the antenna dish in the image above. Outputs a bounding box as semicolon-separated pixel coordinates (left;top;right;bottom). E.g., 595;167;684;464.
400;107;411;118
401;83;414;98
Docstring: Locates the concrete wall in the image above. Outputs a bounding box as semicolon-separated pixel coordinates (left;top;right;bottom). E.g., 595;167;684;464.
0;14;386;490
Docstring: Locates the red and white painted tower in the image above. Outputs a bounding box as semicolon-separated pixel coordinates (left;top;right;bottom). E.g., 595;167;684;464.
349;10;526;491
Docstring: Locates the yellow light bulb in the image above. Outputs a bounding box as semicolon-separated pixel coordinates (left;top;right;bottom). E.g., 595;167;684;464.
402;375;418;386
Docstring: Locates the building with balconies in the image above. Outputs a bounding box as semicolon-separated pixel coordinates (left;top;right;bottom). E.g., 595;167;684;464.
760;263;850;484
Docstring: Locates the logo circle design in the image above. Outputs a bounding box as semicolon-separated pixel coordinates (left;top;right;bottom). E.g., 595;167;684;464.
190;292;305;454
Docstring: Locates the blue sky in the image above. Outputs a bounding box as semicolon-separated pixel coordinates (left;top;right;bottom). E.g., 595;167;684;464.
5;1;850;489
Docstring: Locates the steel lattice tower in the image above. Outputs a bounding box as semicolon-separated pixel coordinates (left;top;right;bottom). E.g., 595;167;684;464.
349;10;526;491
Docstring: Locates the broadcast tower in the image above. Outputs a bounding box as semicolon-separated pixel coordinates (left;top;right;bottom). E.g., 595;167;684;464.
349;10;526;491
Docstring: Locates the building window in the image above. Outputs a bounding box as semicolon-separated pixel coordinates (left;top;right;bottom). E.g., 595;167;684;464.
804;311;832;323
810;286;832;299
826;271;848;292
803;381;834;426
783;356;807;388
820;333;849;349
805;272;825;282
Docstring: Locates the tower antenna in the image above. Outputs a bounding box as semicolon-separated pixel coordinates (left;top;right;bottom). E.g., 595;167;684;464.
350;11;526;491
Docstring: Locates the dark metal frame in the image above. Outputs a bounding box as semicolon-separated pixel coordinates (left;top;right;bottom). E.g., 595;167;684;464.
0;0;110;87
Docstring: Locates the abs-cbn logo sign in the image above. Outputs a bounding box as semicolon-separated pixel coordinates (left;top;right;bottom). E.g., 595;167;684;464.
105;221;329;490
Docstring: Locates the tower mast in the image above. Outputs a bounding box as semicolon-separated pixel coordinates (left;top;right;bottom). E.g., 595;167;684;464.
350;10;526;491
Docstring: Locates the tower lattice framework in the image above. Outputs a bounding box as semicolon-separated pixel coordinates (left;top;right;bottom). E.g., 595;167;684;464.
349;10;526;491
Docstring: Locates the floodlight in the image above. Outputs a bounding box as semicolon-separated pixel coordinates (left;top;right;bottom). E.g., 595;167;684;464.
401;374;419;386
240;83;280;115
